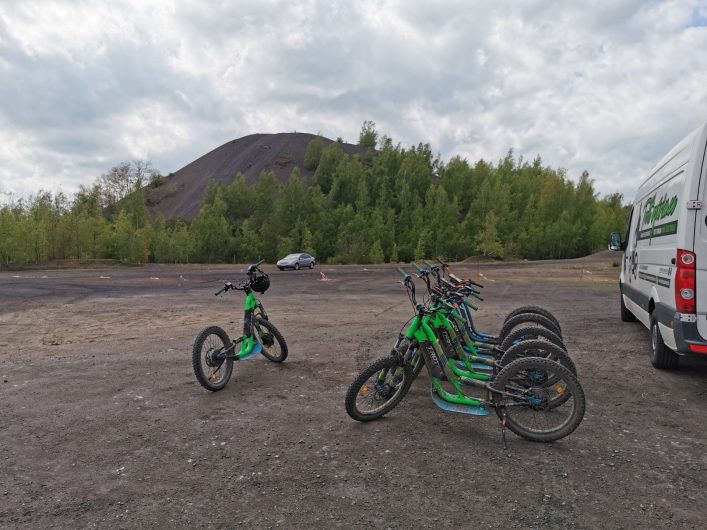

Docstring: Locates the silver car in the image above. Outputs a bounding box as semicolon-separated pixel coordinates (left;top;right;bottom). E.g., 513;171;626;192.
277;253;316;270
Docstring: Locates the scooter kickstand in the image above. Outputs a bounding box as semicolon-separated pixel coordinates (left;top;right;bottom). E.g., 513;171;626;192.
499;408;508;450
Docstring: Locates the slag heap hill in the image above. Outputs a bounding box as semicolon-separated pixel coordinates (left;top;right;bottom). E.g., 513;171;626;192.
146;132;367;221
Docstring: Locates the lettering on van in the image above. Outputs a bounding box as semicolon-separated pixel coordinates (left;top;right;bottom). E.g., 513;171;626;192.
638;271;671;288
638;220;678;240
642;194;678;226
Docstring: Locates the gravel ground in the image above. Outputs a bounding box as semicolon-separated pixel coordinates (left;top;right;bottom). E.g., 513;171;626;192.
1;260;705;529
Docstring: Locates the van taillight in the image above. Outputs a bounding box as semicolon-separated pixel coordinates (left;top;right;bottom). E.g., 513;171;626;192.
675;249;696;313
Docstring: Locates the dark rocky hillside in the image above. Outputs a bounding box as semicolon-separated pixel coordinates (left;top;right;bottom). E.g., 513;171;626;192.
146;132;367;220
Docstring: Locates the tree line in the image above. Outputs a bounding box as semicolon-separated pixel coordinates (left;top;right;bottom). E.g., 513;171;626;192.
0;124;629;267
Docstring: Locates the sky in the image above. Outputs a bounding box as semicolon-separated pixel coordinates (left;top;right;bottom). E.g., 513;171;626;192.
1;0;707;203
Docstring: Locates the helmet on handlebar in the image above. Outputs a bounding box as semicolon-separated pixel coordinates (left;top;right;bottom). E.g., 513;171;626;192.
250;269;270;294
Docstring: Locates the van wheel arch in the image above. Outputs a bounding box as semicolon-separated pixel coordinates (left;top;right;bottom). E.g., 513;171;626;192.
649;313;679;370
619;286;636;322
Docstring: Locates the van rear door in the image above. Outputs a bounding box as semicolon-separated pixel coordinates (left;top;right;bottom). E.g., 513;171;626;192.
691;132;707;340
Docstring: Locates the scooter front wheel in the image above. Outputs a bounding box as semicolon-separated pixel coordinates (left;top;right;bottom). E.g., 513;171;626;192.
192;326;234;391
345;356;412;422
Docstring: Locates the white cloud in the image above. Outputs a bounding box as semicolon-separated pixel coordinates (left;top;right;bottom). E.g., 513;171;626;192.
1;0;706;201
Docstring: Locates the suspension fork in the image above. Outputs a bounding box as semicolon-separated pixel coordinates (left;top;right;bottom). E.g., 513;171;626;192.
254;299;268;320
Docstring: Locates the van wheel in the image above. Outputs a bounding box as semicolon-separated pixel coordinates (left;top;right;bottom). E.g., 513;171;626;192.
650;316;679;369
620;288;636;322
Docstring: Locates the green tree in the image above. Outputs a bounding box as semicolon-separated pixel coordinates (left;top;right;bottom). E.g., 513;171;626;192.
334;209;368;263
389;243;399;264
252;171;279;229
475;212;504;257
358;120;378;149
395;144;434;203
574;171;598;256
330;156;367;207
171;220;193;263
304;135;325;170
277;235;295;258
313;143;344;194
224;173;254;225
414;230;430;260
107;210;147;263
289;219;315;255
369;240;384;263
274;170;306;234
190;196;232;262
235;220;260;262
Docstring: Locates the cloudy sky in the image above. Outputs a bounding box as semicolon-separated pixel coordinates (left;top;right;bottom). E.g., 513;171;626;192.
1;0;707;202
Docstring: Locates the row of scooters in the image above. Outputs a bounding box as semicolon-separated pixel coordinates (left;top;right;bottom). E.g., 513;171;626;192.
344;259;585;444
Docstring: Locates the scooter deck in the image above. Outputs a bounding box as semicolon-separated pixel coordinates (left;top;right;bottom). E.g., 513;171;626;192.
237;341;263;360
456;359;493;372
462;346;494;362
430;387;491;416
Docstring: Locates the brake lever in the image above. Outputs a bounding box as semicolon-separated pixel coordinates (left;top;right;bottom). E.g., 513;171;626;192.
215;282;232;296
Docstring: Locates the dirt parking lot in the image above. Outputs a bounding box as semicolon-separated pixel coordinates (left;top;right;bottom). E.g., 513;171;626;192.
1;258;705;529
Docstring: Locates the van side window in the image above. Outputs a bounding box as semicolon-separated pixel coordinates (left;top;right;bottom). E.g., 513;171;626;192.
625;207;634;245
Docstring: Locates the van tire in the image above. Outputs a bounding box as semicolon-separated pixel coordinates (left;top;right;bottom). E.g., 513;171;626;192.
620;288;636;322
650;316;679;369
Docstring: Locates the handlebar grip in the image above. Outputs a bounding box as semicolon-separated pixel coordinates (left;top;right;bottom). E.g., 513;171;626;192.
254;259;265;267
463;299;478;311
396;267;409;279
423;259;436;269
470;292;483;301
215;286;226;296
411;262;425;272
468;280;483;288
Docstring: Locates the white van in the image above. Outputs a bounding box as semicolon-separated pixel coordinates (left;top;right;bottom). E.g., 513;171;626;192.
610;121;707;369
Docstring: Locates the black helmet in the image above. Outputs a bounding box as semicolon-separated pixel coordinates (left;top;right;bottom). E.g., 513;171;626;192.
250;271;270;293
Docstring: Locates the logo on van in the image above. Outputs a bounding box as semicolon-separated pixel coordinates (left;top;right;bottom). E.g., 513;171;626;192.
642;194;678;226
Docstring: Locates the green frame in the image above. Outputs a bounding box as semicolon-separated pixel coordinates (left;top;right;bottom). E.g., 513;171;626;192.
224;259;268;361
397;264;501;410
403;311;491;408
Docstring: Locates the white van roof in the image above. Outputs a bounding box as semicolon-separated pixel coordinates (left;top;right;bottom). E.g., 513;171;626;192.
636;121;707;198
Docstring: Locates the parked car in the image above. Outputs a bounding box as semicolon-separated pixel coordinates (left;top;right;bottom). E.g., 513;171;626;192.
609;120;707;369
277;253;316;270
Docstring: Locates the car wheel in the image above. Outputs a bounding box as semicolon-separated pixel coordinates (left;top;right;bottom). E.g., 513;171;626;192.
650;315;678;369
278;267;284;271
309;261;314;269
294;263;300;270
